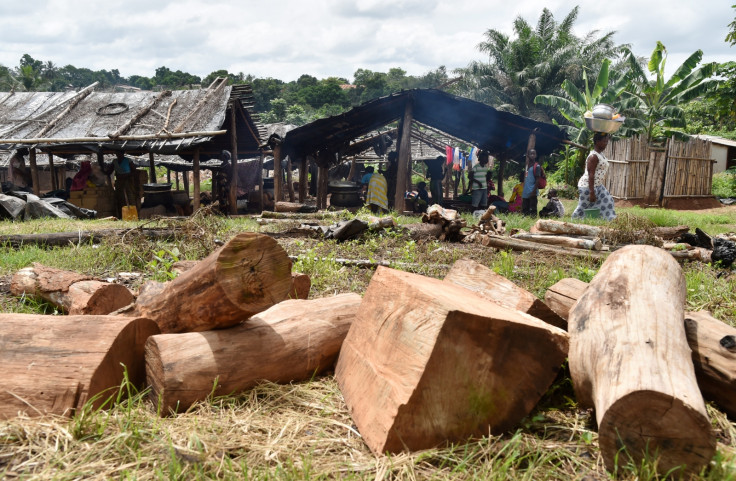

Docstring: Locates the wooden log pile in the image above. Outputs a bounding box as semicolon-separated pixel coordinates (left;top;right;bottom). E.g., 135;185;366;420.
421;204;466;241
4;229;732;476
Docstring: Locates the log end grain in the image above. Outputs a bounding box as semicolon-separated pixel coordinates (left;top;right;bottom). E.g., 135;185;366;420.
68;281;135;315
598;391;715;475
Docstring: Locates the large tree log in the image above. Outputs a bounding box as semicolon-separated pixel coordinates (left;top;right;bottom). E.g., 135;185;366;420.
547;278;736;419
146;293;360;414
336;266;568;454
0;228;178;249
11;263;134;315
126;232;293;333
0;314;159;419
568;246;715;475
512;233;602;251
685;311;736;419
444;258;566;329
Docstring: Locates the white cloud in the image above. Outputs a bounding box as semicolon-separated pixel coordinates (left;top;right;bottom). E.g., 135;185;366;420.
0;1;732;82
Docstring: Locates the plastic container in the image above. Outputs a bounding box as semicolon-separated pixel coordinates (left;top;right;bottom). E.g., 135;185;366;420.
584;208;600;219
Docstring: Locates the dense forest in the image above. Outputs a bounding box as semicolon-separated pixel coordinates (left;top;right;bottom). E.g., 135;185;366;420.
1;6;734;146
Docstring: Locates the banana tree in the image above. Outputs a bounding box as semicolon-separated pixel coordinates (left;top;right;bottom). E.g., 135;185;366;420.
623;42;718;143
534;58;630;183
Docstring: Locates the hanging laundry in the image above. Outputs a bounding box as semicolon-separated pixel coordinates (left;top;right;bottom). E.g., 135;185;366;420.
446;146;454;165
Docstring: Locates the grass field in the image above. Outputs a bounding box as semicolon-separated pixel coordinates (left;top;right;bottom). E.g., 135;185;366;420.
0;203;735;480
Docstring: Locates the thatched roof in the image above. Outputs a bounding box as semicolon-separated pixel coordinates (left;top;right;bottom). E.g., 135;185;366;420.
0;80;264;162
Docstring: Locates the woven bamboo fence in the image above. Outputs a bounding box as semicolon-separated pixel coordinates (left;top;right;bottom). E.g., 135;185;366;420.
600;136;714;200
602;136;651;199
662;137;714;198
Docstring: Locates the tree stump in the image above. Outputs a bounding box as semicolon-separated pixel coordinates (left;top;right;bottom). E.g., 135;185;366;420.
11;263;134;315
336;266;568;454
444;258;566;329
146;293;360;414
0;314;159;419
568;245;715;475
127;232;293;333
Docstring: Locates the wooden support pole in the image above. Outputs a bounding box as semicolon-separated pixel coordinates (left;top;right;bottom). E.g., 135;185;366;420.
182;169;189;195
273;144;283;205
299;157;308;203
395;96;414;211
497;158;505;198
259;151;265;212
286;155;295;202
148;153;157;183
318;166;329;210
28;148;40;196
192;149;200;212
48;153;57;191
229;104;238;215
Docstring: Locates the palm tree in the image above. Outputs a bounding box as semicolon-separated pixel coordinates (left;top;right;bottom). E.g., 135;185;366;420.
623;42;718;142
534;59;631;182
456;6;624;122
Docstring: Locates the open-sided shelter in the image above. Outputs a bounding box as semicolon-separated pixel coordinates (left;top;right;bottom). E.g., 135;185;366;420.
278;89;568;211
0;79;264;215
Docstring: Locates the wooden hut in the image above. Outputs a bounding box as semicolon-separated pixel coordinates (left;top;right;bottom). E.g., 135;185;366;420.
0;79;264;217
278;89;568;212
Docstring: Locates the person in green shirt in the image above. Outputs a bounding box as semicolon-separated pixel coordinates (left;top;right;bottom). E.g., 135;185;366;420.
468;151;490;210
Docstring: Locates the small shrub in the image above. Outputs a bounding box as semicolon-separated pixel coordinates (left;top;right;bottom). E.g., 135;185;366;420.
712;168;736;199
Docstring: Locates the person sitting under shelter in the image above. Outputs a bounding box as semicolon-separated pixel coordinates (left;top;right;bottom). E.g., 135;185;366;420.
8;152;31;191
539;188;565;218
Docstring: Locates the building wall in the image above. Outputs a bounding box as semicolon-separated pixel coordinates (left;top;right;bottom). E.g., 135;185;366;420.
712;145;729;174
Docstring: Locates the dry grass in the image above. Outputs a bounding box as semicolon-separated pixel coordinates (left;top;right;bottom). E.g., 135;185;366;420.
1;209;735;480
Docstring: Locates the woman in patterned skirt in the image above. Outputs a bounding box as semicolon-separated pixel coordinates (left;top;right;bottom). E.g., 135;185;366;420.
572;132;616;221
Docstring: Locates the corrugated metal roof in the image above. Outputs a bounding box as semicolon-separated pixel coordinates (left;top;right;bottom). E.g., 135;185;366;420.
282;89;568;164
693;135;736;148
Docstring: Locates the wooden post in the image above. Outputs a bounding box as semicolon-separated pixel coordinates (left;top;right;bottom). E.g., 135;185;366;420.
229;103;238;215
318;166;329;210
259;151;265;213
48;153;57;191
182;169;189;195
286;155;295;202
395;96;414;211
148;153;157;183
273;143;283;205
299;157;308;203
28;148;40;196
174;171;179;190
167;168;171;184
497;158;505;198
192;149;200;212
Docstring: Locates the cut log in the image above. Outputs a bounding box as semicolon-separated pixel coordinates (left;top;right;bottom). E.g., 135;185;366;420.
404;222;443;240
568;245;715;475
652;225;690;240
11;263;134;315
685;311;736;419
274;201;317;213
479;234;608;260
0;314;159;419
512;233;602;251
543;278;589;325
532;219;601;237
289;272;311;299
170;258;309;300
0;228;178;249
335;266;568;454
127;232;293;333
547;278;736;419
146;293;361;414
444;258;566;329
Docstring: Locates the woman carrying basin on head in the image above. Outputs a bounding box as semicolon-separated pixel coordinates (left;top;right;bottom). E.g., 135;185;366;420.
571;132;616;221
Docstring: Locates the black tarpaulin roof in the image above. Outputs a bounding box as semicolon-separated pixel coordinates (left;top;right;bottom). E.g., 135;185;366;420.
282;89;567;163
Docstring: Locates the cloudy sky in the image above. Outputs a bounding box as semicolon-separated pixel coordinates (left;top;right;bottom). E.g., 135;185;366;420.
0;1;733;83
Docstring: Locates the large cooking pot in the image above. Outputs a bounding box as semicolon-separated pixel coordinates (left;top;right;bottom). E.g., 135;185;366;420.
328;181;362;207
143;183;172;193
